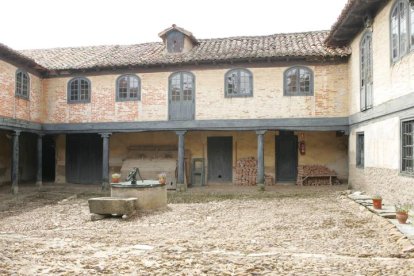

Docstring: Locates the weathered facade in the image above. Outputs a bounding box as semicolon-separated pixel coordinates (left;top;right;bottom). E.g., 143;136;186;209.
1;0;412;202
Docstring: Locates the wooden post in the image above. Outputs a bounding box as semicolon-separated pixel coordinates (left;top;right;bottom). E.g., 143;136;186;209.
36;133;44;187
176;131;186;191
11;130;21;194
100;133;111;191
256;130;266;190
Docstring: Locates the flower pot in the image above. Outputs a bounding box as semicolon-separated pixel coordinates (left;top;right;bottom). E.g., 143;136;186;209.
396;212;408;224
159;178;166;185
372;198;382;209
112;177;120;183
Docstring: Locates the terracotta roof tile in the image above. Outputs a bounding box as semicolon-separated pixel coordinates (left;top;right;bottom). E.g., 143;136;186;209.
20;31;350;71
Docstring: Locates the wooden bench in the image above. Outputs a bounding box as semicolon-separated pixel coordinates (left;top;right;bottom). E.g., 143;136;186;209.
297;174;337;186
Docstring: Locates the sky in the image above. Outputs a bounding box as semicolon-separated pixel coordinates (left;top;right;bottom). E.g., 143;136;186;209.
0;0;348;50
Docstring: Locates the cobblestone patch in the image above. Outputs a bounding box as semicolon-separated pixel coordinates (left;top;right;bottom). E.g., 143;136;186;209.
0;186;413;275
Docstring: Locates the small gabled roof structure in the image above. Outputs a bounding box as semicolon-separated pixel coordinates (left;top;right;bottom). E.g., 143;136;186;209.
158;24;199;45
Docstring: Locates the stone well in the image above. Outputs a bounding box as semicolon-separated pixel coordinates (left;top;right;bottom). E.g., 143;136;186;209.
111;180;167;211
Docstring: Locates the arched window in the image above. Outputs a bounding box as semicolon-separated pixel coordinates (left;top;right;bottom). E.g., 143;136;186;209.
360;31;373;111
67;77;91;103
15;69;30;99
391;0;409;62
116;75;141;101
225;68;253;97
283;66;313;96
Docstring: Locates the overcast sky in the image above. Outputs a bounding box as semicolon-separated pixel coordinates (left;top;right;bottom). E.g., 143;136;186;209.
1;0;348;50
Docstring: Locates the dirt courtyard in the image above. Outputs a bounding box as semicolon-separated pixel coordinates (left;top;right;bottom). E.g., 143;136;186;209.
0;184;414;275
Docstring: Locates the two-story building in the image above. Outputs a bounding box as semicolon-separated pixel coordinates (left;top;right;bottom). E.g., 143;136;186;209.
1;0;413;203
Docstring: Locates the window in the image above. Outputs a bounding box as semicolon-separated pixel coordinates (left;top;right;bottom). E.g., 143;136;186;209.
116;75;141;101
356;133;365;168
169;71;194;102
67;77;91;103
15;69;29;99
360;31;373;111
225;69;253;97
391;0;409;62
284;66;313;96
402;119;414;175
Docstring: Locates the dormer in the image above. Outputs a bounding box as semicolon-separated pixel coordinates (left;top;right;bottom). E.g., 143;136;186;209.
158;24;198;54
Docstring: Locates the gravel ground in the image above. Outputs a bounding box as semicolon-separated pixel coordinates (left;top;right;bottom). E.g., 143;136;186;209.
0;184;413;275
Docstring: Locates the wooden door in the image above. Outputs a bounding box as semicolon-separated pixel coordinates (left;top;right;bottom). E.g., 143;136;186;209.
276;132;298;182
66;134;102;184
207;137;232;182
169;72;195;121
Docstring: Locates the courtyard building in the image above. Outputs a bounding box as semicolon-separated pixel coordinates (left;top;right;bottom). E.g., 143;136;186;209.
0;0;413;204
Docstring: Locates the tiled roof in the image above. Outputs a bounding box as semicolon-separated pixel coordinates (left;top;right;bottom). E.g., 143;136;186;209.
20;31;350;71
0;43;47;71
325;0;387;46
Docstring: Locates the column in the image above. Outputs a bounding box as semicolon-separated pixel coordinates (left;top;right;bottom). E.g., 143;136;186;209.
176;131;186;191
256;130;266;190
11;130;21;194
100;133;111;191
36;134;44;187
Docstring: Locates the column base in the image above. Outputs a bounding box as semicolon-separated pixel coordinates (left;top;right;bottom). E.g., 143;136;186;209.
176;183;187;192
257;183;265;191
11;185;18;195
36;181;43;187
102;182;110;191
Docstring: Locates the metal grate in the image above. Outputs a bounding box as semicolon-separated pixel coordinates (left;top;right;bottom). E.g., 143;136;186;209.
402;120;414;175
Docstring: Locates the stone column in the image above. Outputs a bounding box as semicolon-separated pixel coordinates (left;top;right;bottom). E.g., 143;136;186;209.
176;131;187;192
36;133;44;187
256;130;266;191
11;130;21;194
100;133;111;191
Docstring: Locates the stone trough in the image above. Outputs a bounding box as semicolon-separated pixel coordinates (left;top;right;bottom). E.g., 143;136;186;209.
88;180;167;220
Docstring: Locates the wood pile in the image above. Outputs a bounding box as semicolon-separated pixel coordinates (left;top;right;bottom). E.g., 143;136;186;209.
296;165;339;186
234;157;275;186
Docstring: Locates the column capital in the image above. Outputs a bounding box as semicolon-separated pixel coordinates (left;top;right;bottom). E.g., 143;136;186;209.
99;133;112;138
256;130;267;135
13;130;21;136
37;133;45;137
175;130;187;136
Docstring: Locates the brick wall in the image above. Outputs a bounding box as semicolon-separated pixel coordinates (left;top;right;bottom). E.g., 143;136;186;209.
42;63;348;123
0;59;43;122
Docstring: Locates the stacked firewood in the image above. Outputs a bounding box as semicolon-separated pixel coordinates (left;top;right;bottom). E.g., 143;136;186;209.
234;157;275;186
296;165;338;186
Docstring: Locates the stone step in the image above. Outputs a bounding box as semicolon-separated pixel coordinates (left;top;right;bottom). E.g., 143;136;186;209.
88;197;138;218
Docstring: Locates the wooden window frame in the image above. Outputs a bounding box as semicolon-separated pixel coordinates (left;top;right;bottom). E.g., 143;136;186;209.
401;118;414;176
15;69;30;100
67;77;91;104
360;31;373;111
116;74;141;102
390;0;411;63
356;132;365;168
224;68;253;98
283;66;314;96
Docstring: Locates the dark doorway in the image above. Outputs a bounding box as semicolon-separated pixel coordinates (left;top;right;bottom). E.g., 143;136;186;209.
276;131;298;182
207;137;233;182
42;135;55;182
66;134;102;184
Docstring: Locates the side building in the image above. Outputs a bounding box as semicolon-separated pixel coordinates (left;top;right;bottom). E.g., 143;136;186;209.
326;0;414;203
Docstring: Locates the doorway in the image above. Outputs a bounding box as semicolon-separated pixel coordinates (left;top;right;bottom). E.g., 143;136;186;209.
66;134;102;184
276;131;298;182
207;136;233;182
